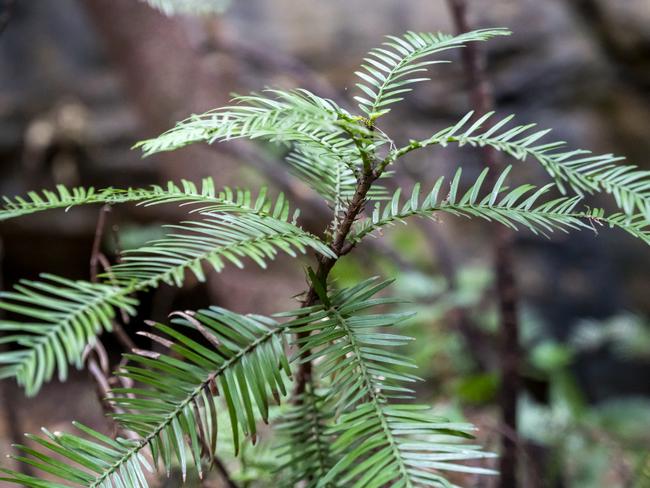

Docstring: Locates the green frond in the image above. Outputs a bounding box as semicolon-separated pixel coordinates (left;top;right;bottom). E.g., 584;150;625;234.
321;403;495;488
354;29;511;119
135;89;350;156
141;0;230;16
0;178;274;222
112;308;291;480
286;144;358;205
3;307;292;487
400;111;650;220
137;181;293;218
0;422;152;488
283;278;495;487
275;387;336;487
0;185;329;395
0;275;138;396
286;144;388;229
286;278;417;411
0;185;151;221
110;212;335;289
578;208;650;246
350;167;650;246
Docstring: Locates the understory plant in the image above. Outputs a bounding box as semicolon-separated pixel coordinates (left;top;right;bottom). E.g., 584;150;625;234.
1;24;650;488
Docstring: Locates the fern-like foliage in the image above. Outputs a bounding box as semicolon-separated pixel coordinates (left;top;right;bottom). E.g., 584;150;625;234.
110;211;334;288
1;307;291;487
142;0;230;16
0;186;152;221
350;167;650;246
284;278;495;487
0;178;283;222
323;404;493;488
354;29;510;119
286;145;359;206
275;387;336;487
0;422;152;488
286;144;389;231
0;185;331;395
134;89;393;210
135;90;354;156
396;111;650;220
133;179;279;213
0;275;138;396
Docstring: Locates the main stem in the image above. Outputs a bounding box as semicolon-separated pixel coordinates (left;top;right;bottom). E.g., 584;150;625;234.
446;2;521;487
294;166;376;396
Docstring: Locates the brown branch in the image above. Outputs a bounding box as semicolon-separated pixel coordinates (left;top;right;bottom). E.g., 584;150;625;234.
90;205;111;283
294;164;377;398
83;340;140;441
446;2;521;487
89;205;137;352
86;344;119;404
85;205;140;439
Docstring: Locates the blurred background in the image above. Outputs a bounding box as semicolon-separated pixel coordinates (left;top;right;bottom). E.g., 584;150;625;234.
1;0;649;486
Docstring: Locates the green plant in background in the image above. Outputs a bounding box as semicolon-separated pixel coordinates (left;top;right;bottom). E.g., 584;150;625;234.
520;316;650;488
1;23;650;487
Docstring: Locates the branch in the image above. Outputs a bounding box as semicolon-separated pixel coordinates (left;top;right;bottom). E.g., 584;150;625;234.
89;205;136;351
90;205;111;283
84;342;140;441
446;2;521;487
294;158;378;397
85;207;138;437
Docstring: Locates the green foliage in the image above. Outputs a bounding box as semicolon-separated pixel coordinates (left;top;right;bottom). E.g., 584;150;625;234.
0;422;152;488
0;185;148;221
2;24;650;488
0;177;291;222
285;143;389;227
134;89;388;217
282;279;495;487
276;388;336;487
0;184;330;396
110;211;334;289
323;404;493;487
397;111;650;219
1;308;291;486
0;275;138;396
351;167;650;245
354;29;510;119
135;90;355;157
